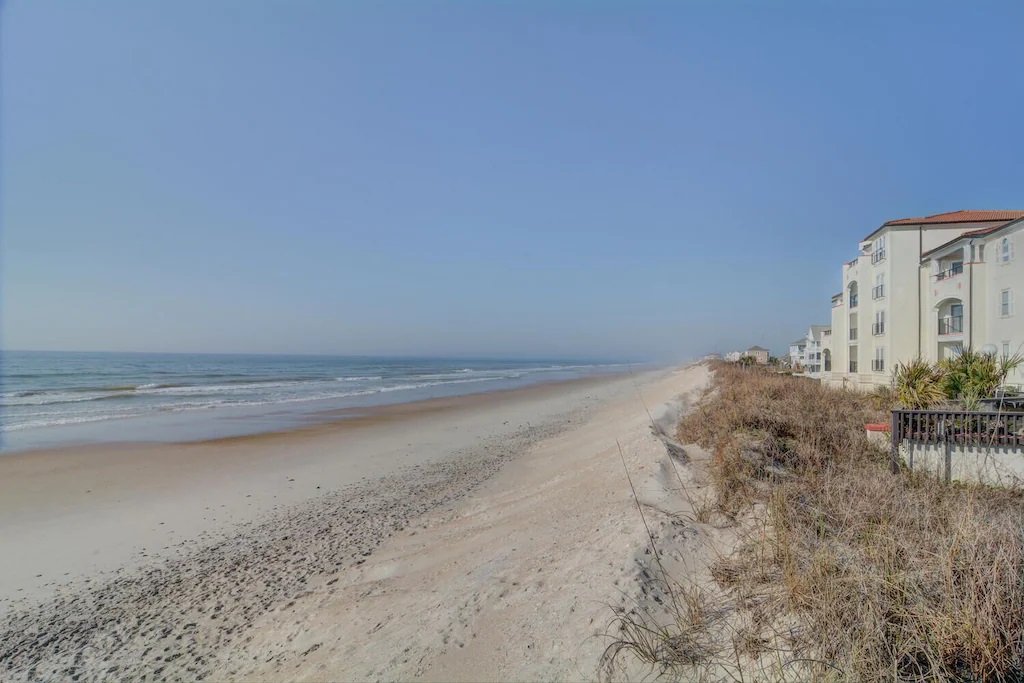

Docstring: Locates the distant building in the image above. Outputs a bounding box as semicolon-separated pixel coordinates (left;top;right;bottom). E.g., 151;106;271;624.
789;325;830;377
724;351;743;362
744;346;770;365
788;338;807;369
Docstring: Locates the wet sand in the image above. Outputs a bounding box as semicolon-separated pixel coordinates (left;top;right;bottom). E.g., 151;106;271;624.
0;364;710;681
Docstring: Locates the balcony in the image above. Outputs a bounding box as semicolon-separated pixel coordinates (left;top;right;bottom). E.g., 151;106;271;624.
938;315;963;335
871;359;885;372
935;262;964;281
849;328;858;341
871;249;886;264
872;284;885;299
849;360;858;373
872;322;885;336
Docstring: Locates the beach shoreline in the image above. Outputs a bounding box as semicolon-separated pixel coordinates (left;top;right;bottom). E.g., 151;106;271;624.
1;351;638;454
0;362;709;681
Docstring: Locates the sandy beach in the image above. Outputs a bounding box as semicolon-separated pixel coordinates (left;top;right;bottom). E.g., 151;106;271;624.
0;363;710;681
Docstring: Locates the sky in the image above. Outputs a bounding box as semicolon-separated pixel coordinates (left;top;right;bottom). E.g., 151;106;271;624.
3;1;1024;361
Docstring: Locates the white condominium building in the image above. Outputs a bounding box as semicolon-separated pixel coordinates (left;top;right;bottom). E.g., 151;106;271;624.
822;210;1024;390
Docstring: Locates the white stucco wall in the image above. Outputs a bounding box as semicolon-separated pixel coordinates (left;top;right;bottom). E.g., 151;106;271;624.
899;441;1024;489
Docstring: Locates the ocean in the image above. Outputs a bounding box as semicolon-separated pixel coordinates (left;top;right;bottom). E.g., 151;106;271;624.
0;351;629;452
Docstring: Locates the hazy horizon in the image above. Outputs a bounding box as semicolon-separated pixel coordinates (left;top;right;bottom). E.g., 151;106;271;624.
4;1;1023;360
2;348;641;363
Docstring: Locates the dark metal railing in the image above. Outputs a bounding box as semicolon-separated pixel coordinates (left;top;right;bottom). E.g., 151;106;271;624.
872;285;885;299
935;263;964;281
872;359;885;372
849;360;858;373
849;293;859;308
890;409;1024;474
872;322;885;335
849;327;858;341
871;249;886;264
938;315;963;335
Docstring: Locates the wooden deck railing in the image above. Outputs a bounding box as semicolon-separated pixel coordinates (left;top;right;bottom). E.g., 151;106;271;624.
890;409;1024;473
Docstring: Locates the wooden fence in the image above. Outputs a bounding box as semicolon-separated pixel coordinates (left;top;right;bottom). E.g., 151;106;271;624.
890;409;1024;476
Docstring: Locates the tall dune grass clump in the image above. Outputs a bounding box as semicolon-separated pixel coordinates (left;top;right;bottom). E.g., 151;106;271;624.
605;362;1024;681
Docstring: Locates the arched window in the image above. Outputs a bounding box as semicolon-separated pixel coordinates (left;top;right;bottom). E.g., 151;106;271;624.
848;281;858;309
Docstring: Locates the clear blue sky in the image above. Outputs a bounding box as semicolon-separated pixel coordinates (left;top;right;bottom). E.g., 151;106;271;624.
3;1;1023;360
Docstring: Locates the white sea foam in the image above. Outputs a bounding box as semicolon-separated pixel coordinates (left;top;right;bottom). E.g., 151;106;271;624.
2;354;627;440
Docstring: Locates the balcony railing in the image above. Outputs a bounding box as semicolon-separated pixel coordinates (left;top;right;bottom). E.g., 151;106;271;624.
872;285;885;299
872;322;885;336
938;315;963;335
849;328;858;341
849;294;858;308
935;263;964;281
849;360;858;373
871;359;885;372
871;249;886;264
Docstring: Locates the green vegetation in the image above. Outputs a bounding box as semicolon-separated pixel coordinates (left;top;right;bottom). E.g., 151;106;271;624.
889;349;1023;410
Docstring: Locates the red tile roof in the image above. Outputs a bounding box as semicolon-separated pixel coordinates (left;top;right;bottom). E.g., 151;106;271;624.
884;210;1024;226
921;216;1024;258
962;222;1020;237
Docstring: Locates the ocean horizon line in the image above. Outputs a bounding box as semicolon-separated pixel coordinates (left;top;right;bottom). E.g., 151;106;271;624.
2;348;644;365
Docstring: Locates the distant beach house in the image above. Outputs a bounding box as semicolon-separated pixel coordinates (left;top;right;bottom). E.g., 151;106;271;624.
821;210;1024;390
789;325;830;377
743;346;770;365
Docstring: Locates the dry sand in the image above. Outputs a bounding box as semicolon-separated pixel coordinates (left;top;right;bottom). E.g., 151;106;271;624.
0;363;712;681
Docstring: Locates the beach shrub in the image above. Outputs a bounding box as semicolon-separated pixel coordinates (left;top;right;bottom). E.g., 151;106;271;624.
888;350;1023;410
891;358;947;409
938;349;1024;407
602;362;1024;681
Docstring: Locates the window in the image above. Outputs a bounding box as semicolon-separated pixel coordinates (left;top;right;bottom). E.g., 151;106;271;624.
1003;342;1011;358
872;347;886;372
871;235;887;264
1001;237;1013;263
1002;289;1013;317
849;313;858;340
873;273;885;299
872;310;885;336
940;304;963;335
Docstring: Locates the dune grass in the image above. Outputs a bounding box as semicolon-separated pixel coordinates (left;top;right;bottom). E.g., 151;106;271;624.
603;362;1024;681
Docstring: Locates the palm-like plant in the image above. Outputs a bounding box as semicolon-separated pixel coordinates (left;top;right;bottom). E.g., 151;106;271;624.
939;348;1024;407
891;358;946;409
